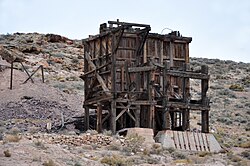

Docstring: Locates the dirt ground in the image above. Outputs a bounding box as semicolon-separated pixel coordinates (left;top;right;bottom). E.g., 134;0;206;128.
0;33;249;166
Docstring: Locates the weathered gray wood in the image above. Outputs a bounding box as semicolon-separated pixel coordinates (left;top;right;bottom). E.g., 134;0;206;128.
84;106;89;131
97;103;102;132
128;66;156;73
85;53;111;95
166;70;209;79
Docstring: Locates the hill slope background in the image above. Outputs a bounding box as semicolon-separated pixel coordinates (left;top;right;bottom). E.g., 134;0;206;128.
0;33;249;166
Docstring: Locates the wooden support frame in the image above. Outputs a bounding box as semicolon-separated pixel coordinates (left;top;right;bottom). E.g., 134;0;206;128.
82;20;210;134
9;62;44;90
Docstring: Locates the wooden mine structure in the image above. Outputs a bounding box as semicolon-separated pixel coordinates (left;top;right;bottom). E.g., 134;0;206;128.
81;20;210;134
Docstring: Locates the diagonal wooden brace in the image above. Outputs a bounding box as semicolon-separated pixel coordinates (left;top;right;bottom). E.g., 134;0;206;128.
85;53;111;95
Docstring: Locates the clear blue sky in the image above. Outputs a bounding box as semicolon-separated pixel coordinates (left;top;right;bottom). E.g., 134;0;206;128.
0;0;249;62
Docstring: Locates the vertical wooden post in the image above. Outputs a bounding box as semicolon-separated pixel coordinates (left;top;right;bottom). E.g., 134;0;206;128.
97;103;102;133
162;62;170;130
84;106;89;131
149;70;155;129
201;65;209;133
111;100;116;134
10;62;13;90
135;105;140;127
169;42;173;67
41;65;45;83
182;109;189;130
202;110;209;133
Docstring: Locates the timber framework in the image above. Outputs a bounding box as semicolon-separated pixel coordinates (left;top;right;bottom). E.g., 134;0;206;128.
80;20;210;134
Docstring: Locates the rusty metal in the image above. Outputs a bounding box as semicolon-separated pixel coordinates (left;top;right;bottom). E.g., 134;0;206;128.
81;20;210;134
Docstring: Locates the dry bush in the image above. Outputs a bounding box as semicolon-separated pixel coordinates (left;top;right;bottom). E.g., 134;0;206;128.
229;84;244;92
8;127;21;135
5;134;22;142
107;141;122;151
3;149;11;157
146;157;160;164
164;147;175;154
43;159;56;166
198;151;212;157
86;129;98;135
101;155;130;166
227;152;241;163
172;151;187;159
239;141;250;148
150;143;163;155
102;129;112;136
32;156;42;162
174;159;192;165
241;150;250;160
34;140;46;149
123;133;145;154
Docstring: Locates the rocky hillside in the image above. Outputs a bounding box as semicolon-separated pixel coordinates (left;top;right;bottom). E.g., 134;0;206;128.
0;33;84;95
0;33;249;166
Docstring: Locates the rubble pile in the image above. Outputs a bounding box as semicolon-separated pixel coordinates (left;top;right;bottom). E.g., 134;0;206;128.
0;98;74;132
25;133;115;147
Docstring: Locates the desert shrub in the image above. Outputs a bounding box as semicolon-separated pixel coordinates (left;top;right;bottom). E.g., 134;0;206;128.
43;159;56;166
5;134;22;142
146;157;159;164
229;84;244;92
100;155;129;166
245;123;250;131
32;156;42;162
123;133;145;153
3;150;11;157
172;151;187;159
102;129;112;136
239;141;250;148
72;82;84;90
0;120;5;127
53;83;67;90
165;147;175;154
74;162;82;166
227;153;241;162
198;151;212;157
107;141;121;151
34;140;46;149
217;117;232;125
51;52;65;58
8;127;20;135
71;58;79;64
241;150;250;160
86;129;98;135
244;102;250;108
150;143;163;155
241;76;250;86
218;89;236;98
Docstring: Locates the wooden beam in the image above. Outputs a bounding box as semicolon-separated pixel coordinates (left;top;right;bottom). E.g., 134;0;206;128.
80;61;111;79
97;103;102;133
166;70;209;80
84;106;89;131
135;105;140;127
201;110;209;133
85;53;111;95
166;101;210;110
128;66;156;73
110;100;116;134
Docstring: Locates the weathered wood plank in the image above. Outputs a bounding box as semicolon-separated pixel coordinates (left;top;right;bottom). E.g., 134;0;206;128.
85;53;111;95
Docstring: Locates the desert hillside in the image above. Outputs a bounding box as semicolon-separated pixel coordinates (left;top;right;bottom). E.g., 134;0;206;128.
0;33;249;166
